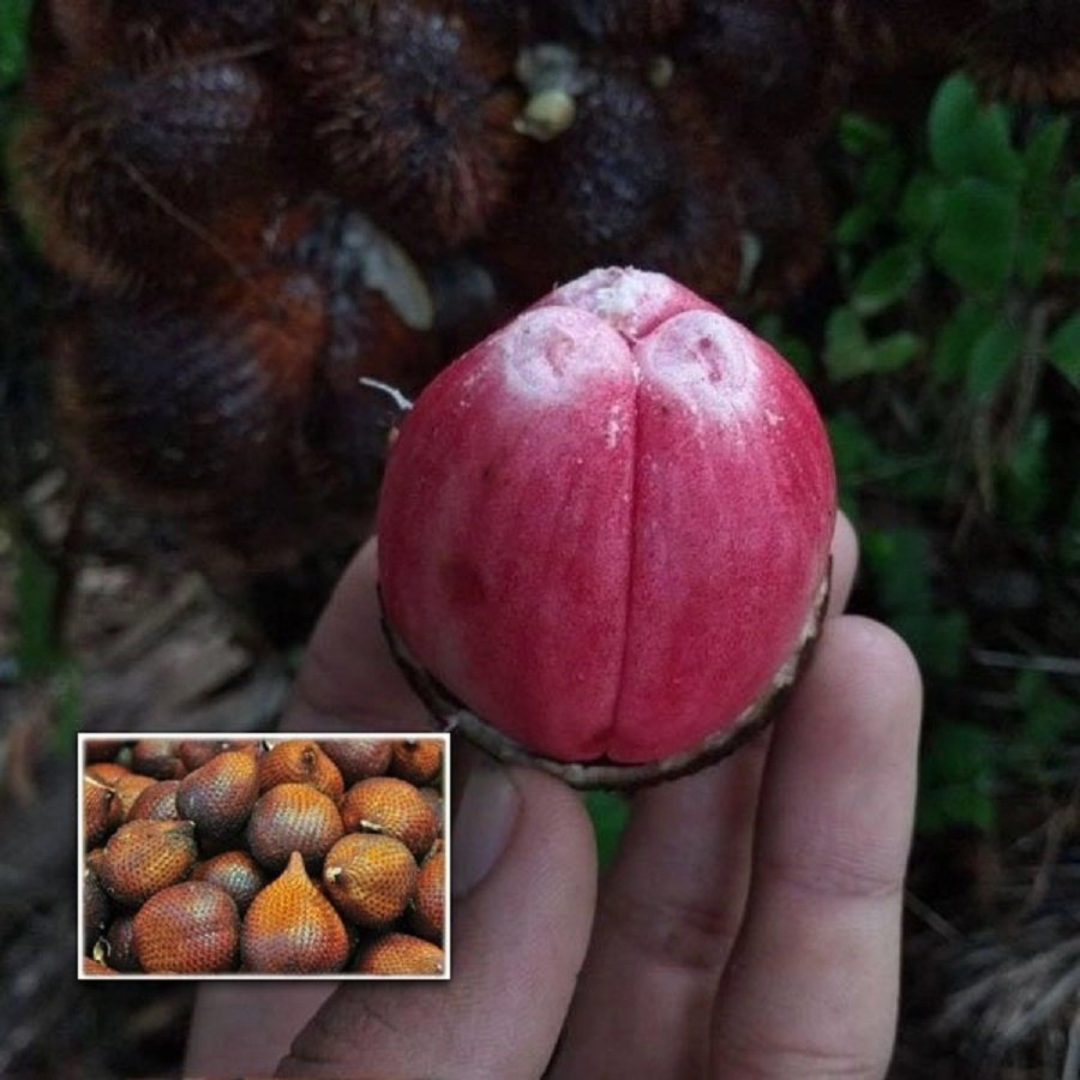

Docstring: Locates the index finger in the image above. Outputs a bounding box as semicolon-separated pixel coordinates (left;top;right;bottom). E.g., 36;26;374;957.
284;538;430;733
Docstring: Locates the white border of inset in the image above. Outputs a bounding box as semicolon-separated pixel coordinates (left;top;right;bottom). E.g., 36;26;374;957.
77;732;450;981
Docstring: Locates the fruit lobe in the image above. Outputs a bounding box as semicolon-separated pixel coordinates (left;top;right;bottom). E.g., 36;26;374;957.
378;267;836;771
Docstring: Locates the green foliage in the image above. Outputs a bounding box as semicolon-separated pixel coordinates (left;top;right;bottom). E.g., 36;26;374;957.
798;72;1080;836
0;0;30;91
586;790;630;871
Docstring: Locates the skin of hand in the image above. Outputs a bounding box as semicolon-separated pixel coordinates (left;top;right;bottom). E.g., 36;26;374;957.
185;513;922;1079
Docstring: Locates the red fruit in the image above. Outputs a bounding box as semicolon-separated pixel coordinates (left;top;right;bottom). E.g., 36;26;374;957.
378;267;835;787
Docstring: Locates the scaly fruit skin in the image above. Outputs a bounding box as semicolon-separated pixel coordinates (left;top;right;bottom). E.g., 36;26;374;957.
353;932;445;976
133;881;240;974
339;777;439;860
378;267;836;785
322;833;419;929
176;749;260;839
98;819;198;906
242;850;350;974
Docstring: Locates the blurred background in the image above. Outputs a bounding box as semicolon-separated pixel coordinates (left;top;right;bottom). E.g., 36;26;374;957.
1;1;1078;1076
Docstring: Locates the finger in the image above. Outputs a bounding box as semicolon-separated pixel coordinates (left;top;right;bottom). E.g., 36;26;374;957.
711;616;921;1078
285;538;429;732
827;511;858;617
550;514;859;1079
278;761;597;1079
184;983;334;1078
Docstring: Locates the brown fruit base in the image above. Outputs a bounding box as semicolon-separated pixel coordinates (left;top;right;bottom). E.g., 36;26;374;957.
380;561;832;790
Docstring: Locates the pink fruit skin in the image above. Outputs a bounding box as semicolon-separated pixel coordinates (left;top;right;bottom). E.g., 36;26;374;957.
378;267;836;764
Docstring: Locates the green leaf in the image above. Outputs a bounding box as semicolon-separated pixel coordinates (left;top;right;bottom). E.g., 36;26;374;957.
0;0;30;89
823;307;870;381
1047;312;1080;390
860;146;906;208
1015;204;1058;289
927;72;1022;188
897;610;970;678
932;302;993;385
851;244;923;316
15;537;63;680
898;172;946;238
827;412;887;486
933;178;1019;294
863;528;933;617
1066;176;1080;217
586;791;629;872
966;319;1022;399
1002;414;1049;528
839;112;895;157
1022;116;1071;197
870;331;922;373
834;204;881;247
917;721;997;834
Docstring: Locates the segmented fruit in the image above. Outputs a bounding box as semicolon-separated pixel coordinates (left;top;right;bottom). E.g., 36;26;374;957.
340;777;438;859
241;850;350;973
390;740;442;786
98;819;198;906
177;749;260;839
133;881;240;973
247;782;344;871
192;850;266;913
257;740;344;801
354;932;445;976
319;739;394;784
323;833;419;929
410;849;445;941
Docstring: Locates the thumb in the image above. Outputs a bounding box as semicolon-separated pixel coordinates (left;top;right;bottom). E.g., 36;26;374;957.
278;758;597;1079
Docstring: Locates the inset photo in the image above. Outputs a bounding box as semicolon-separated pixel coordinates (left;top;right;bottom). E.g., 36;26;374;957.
79;734;448;979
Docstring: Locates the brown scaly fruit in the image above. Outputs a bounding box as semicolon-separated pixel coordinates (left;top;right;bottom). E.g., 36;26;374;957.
99;913;140;972
84;775;122;847
86;762;130;785
113;771;156;819
177;739;259;772
83;957;118;976
133;881;240;974
246;782;344;872
98;819;198;906
410;848;445;942
322;833;419;929
241;850;350;974
319;739;394;784
84;740;123;764
389;739;442;786
84;867;110;954
176;749;261;839
131;740;185;779
192;850;267;914
340;777;439;860
257;740;345;801
353;932;445;976
127;779;181;821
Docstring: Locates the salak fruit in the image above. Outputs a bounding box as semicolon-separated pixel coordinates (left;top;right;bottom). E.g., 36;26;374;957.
378;267;836;788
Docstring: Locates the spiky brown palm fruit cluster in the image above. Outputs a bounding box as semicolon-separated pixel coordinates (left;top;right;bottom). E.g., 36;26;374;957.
82;736;447;976
17;0;1075;585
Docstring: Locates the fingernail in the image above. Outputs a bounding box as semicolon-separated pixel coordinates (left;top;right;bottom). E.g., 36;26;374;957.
451;758;520;898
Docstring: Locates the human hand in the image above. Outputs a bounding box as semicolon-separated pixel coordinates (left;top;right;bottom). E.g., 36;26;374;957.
185;514;922;1079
